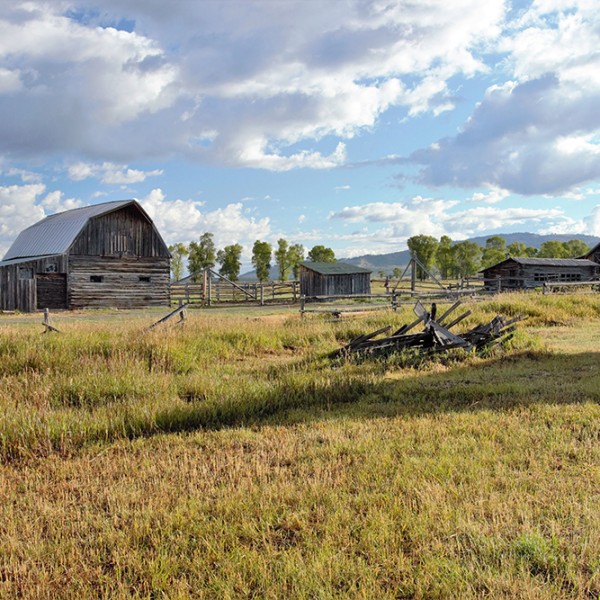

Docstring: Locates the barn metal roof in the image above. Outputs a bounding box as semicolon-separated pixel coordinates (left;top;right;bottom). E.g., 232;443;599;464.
482;257;599;271
2;200;143;261
300;261;372;275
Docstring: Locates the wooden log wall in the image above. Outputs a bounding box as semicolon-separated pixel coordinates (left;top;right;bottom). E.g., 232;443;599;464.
69;256;170;309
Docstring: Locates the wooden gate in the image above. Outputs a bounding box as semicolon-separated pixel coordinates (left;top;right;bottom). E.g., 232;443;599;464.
36;274;67;309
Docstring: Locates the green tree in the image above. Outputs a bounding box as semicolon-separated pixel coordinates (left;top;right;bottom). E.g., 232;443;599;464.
307;245;336;262
288;244;305;280
188;232;216;281
435;235;454;279
507;241;527;257
524;246;538;257
252;240;272;282
274;239;291;281
453;240;481;277
217;243;243;281
407;235;438;280
563;239;589;258
392;267;402;279
481;235;507;269
538;240;568;258
168;242;188;282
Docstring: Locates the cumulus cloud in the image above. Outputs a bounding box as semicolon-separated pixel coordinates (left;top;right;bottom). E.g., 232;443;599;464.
138;188;270;260
67;162;163;184
0;183;82;258
328;196;584;247
0;0;504;169
410;2;600;195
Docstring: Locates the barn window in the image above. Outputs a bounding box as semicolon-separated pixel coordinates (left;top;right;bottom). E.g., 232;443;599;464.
90;275;104;283
19;268;33;280
45;263;58;273
111;234;129;254
139;276;151;283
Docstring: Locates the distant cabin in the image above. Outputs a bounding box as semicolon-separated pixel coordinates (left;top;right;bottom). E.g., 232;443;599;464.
299;261;372;296
0;199;171;312
584;241;600;264
480;257;599;290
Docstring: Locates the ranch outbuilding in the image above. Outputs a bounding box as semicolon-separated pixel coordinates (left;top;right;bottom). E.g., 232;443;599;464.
480;256;600;290
299;261;372;297
0;199;171;312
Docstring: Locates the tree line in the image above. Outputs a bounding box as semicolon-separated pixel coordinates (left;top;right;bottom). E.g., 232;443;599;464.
168;234;336;282
403;235;591;280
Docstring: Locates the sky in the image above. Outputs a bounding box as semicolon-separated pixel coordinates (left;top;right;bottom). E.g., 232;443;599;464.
1;0;600;268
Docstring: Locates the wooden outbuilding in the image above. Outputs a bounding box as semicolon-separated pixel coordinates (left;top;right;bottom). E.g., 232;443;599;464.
0;199;171;312
583;241;600;264
480;257;599;290
299;261;372;296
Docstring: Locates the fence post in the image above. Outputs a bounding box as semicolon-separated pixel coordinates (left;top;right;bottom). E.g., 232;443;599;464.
300;295;306;317
260;284;264;306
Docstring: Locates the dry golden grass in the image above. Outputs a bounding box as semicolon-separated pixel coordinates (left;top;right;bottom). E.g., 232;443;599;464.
0;293;599;598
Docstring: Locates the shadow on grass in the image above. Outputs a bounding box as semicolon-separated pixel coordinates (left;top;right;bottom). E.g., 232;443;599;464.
149;349;600;437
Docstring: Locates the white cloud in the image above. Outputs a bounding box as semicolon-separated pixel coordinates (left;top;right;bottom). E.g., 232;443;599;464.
0;183;82;258
469;188;510;204
0;0;505;169
411;2;600;195
138;188;270;260
327;196;590;248
68;162;163;184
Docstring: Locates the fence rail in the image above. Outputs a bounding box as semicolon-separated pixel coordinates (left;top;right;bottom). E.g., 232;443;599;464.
171;278;300;306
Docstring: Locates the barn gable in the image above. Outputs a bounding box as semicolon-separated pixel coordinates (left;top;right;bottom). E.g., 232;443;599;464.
583;241;600;264
0;200;170;312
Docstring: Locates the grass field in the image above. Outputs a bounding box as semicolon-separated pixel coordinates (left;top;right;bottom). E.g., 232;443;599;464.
1;293;599;598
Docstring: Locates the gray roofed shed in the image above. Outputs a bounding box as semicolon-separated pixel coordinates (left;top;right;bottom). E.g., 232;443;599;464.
299;261;372;296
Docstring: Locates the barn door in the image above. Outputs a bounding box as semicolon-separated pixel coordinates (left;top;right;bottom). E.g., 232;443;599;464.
36;274;67;309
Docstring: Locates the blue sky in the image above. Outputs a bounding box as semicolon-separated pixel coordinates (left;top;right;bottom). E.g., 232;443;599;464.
1;0;599;267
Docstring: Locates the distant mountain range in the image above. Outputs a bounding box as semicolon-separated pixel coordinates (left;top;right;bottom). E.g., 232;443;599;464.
239;232;600;280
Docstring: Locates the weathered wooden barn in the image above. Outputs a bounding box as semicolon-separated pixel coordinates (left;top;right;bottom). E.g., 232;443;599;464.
583;241;600;264
0;200;171;312
299;261;372;296
481;257;599;290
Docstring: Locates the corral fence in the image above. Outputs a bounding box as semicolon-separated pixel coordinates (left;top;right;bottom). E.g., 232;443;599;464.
171;267;299;306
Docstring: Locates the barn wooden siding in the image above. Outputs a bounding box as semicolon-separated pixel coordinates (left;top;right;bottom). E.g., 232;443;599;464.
70;205;170;258
299;266;371;297
482;260;599;290
69;256;170;308
585;244;600;264
0;256;68;312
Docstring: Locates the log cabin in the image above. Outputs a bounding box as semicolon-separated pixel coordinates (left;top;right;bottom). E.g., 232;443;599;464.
480;256;599;290
299;261;372;296
0;199;170;312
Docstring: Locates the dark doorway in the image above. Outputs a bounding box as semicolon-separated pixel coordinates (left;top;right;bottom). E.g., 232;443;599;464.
37;274;67;309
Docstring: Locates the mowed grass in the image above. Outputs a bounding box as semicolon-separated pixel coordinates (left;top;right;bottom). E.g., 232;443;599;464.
1;293;599;598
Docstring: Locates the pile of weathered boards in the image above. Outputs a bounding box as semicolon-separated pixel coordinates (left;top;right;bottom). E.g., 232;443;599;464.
330;300;523;359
